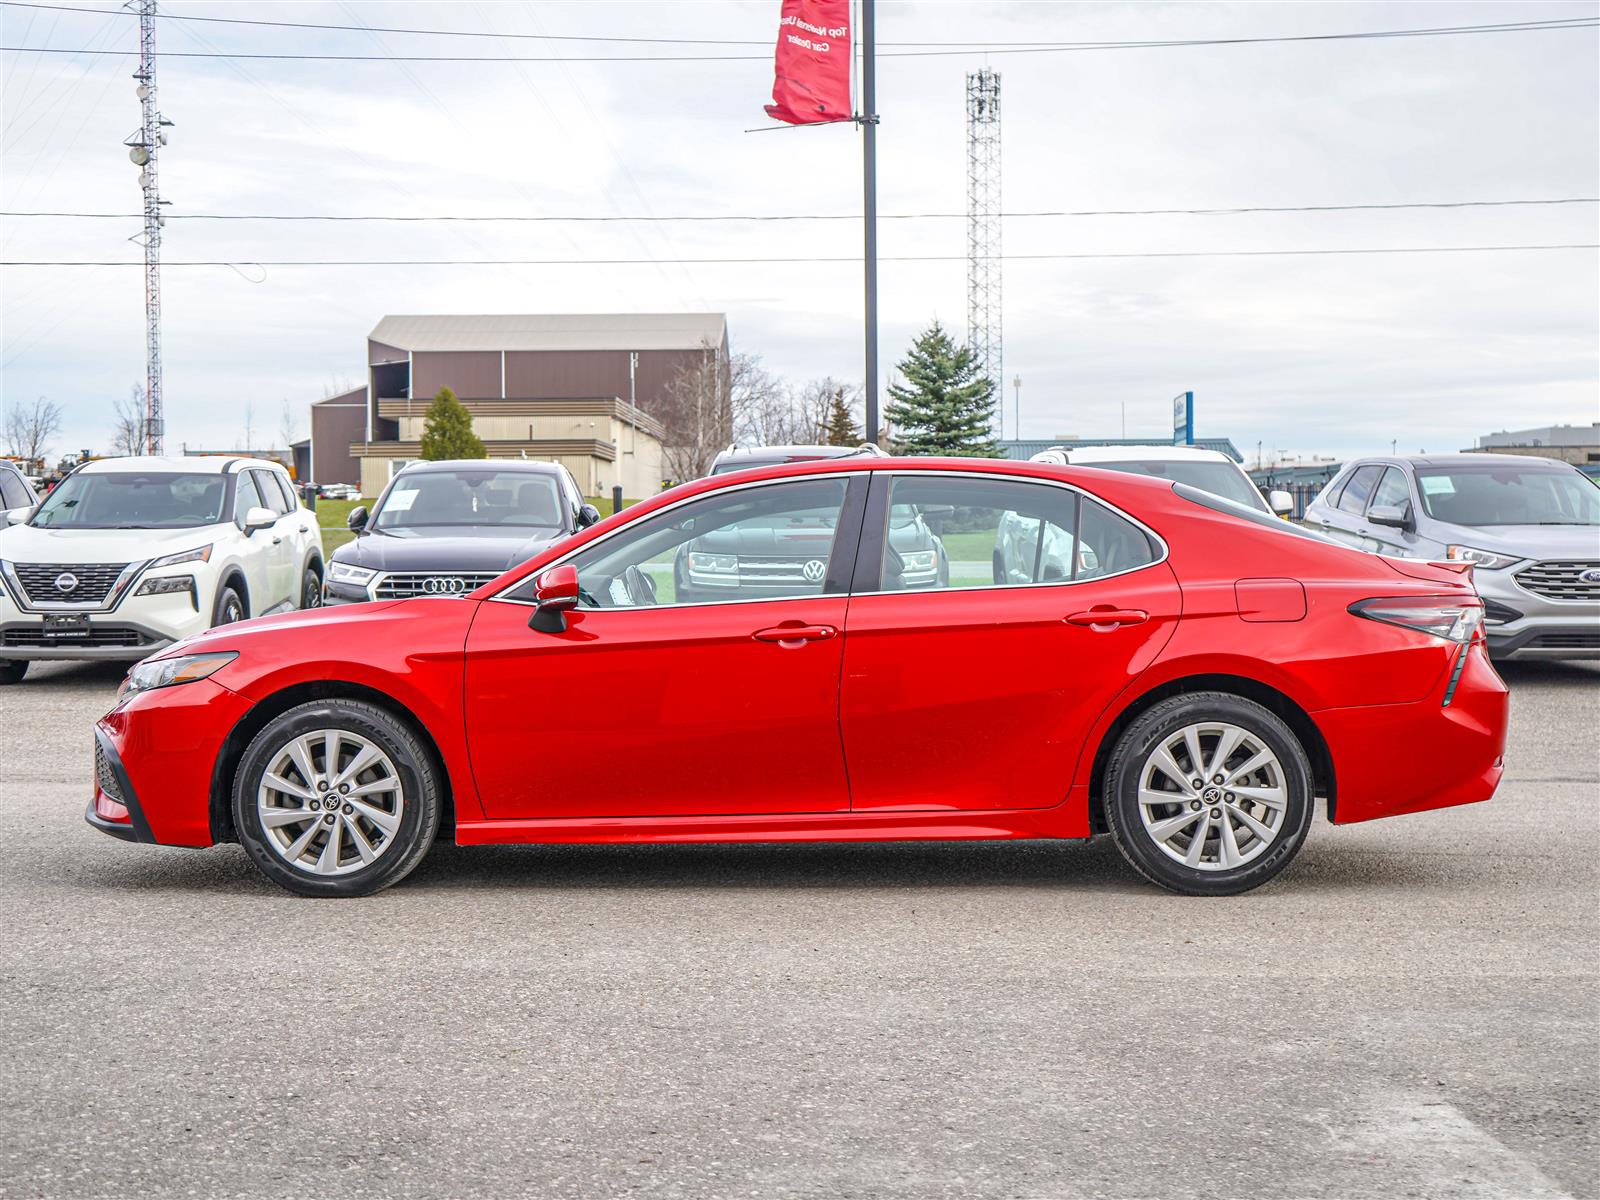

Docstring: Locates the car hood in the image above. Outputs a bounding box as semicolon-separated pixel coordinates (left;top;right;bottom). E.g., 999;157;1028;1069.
156;599;408;660
0;522;223;563
1436;524;1600;560
333;527;565;573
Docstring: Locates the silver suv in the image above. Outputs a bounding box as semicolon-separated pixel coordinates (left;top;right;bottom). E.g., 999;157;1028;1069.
1303;453;1600;660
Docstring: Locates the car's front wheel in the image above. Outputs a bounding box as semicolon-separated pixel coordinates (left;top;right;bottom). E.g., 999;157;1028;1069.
1103;692;1313;896
300;565;322;610
212;583;245;628
233;700;441;897
0;659;27;685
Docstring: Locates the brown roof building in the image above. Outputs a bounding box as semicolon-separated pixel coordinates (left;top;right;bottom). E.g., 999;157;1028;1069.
310;313;728;497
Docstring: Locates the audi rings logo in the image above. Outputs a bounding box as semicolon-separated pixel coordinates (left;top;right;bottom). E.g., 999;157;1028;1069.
1580;568;1600;585
802;560;827;583
54;572;79;594
421;576;469;595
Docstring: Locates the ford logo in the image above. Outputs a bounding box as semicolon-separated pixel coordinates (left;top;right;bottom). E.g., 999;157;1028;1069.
1581;568;1600;585
802;559;827;583
54;572;79;593
421;576;468;595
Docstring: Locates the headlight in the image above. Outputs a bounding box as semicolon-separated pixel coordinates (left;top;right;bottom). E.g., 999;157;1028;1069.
119;651;238;700
687;552;737;574
1445;545;1519;570
135;575;195;597
149;545;212;568
900;549;937;572
329;560;377;586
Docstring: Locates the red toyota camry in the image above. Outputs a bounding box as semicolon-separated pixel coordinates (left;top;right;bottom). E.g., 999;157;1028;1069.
89;456;1508;898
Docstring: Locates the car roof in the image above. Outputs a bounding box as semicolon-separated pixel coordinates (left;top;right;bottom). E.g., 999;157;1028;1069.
397;459;563;475
78;455;282;475
1053;444;1235;464
1344;452;1571;470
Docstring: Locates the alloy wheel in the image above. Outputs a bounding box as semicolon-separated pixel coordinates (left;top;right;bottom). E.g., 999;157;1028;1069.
256;729;405;876
1136;721;1287;872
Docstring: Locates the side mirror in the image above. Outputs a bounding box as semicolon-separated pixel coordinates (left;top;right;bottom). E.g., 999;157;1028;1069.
576;503;602;529
1368;504;1410;530
528;564;580;632
4;506;34;526
243;505;276;533
347;505;368;533
1268;489;1295;517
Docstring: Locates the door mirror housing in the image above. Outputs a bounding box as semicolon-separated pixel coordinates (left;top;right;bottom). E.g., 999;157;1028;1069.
1268;489;1295;517
576;503;602;529
242;505;277;533
528;564;580;632
3;505;34;526
347;505;368;533
1368;503;1411;530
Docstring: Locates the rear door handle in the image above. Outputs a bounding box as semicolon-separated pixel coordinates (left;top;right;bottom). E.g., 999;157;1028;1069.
1065;608;1148;628
753;624;837;645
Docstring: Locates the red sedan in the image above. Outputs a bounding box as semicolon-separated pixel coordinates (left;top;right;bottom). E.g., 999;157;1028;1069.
89;457;1508;897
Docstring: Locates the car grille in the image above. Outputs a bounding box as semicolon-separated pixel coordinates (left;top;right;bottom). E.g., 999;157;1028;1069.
95;741;125;803
1526;631;1600;650
733;557;824;582
1;624;150;648
373;572;499;599
1513;561;1600;602
11;562;129;606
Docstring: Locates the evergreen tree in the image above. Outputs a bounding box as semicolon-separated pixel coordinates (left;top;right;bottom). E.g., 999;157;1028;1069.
418;387;486;460
883;322;1000;456
820;385;861;446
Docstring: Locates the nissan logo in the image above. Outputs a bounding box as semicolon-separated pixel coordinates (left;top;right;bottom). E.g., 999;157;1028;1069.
421;576;469;595
802;559;826;583
1581;568;1600;585
54;572;79;594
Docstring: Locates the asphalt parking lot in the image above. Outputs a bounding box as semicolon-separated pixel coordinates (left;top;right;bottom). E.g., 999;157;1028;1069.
1;659;1596;1200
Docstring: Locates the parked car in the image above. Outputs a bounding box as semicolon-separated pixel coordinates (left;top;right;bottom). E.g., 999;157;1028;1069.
318;483;360;501
0;456;323;684
323;460;599;604
91;456;1506;899
0;460;39;518
1027;444;1293;517
1303;453;1600;660
709;443;886;475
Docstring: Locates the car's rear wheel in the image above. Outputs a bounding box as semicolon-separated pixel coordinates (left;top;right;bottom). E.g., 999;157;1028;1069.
300;565;322;610
213;583;245;628
233;700;441;897
1103;692;1313;896
0;659;27;685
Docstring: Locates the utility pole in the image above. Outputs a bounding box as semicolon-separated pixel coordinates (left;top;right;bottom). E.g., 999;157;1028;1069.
126;0;169;456
860;0;879;445
966;67;1002;435
1011;374;1021;441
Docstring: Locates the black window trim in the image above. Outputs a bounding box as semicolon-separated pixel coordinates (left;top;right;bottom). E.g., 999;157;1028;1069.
1364;465;1414;519
1335;463;1385;516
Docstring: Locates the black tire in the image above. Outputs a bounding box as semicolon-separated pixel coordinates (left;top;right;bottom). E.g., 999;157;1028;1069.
1103;692;1313;896
233;700;441;898
300;564;323;610
212;582;246;628
0;659;27;685
992;550;1005;585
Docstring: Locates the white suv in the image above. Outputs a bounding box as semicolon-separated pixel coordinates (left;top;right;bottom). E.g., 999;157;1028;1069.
0;456;324;684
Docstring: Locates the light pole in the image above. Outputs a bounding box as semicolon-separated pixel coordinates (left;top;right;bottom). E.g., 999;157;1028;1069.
1011;374;1021;441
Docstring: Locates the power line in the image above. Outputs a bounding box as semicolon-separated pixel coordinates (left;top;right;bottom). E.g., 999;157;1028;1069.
4;198;1596;223
2;16;1594;63
5;244;1595;267
1;2;1592;52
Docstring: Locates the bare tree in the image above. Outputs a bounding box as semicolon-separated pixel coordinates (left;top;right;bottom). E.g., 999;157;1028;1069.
3;396;63;462
657;340;733;483
730;356;802;448
796;377;861;445
111;385;145;457
241;401;256;453
279;398;300;451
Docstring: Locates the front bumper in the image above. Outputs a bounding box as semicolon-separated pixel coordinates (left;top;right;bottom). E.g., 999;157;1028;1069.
0;585;211;662
1477;572;1600;660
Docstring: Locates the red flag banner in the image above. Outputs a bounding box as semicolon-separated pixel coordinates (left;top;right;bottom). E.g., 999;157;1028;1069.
764;0;853;125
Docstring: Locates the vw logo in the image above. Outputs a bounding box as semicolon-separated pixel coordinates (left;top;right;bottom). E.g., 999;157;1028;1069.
421;576;468;595
1580;568;1600;585
802;559;826;583
54;572;79;594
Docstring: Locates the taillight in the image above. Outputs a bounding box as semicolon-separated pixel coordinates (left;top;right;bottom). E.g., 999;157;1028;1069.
1349;596;1484;643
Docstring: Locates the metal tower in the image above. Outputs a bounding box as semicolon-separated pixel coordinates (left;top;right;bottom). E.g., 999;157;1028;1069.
965;67;1002;434
125;0;169;455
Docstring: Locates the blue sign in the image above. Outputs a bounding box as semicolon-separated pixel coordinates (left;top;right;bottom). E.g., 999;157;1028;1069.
1172;391;1194;446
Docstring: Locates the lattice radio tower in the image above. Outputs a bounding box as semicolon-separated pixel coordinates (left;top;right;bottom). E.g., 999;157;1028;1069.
965;67;1002;436
125;0;169;455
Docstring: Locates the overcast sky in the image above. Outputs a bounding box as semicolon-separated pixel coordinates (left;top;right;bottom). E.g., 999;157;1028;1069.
2;0;1596;465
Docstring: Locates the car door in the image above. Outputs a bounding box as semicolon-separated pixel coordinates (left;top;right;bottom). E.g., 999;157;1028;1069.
839;472;1181;812
1363;467;1425;558
230;470;283;612
1311;463;1384;550
251;469;301;608
462;474;867;821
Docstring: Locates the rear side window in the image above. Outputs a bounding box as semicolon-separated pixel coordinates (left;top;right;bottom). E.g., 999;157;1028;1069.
1077;498;1158;580
1336;465;1384;514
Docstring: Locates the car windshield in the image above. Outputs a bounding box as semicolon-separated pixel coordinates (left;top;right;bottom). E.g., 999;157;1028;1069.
1086;460;1267;512
30;471;228;529
1416;465;1600;526
372;470;564;532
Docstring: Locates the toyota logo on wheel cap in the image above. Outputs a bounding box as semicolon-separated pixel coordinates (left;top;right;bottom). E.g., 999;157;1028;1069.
802;559;826;583
422;576;468;595
54;572;79;594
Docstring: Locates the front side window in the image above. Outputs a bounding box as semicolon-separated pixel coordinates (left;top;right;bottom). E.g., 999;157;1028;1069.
1336;465;1383;515
876;475;1156;592
32;471;228;530
252;469;292;517
556;478;851;608
373;470;565;534
233;471;265;523
1368;468;1412;514
1415;464;1600;526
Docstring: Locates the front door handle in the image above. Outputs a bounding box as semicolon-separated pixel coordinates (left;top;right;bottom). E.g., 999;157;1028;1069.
271;536;283;545
753;624;837;645
1065;608;1148;629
